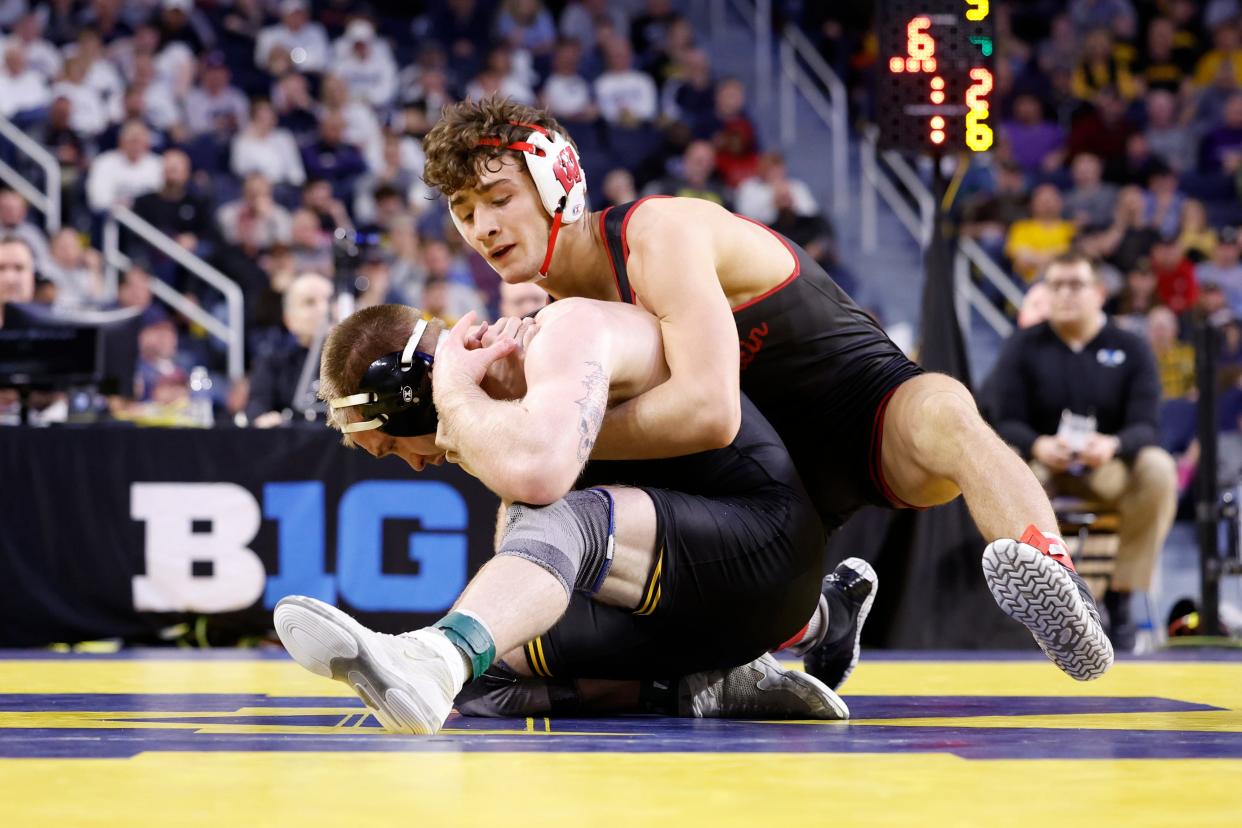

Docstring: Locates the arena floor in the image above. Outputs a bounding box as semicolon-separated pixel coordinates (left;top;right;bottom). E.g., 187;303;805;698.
0;650;1238;827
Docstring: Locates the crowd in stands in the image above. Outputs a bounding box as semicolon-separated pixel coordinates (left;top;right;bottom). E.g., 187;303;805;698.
0;0;840;426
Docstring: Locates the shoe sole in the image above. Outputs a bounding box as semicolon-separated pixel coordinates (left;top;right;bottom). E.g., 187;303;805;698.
273;596;445;734
834;557;877;691
776;663;850;720
982;541;1114;681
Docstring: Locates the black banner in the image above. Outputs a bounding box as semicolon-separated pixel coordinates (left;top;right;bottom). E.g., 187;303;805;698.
0;426;499;647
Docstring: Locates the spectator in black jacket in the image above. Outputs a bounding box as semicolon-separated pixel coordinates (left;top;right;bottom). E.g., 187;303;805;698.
987;251;1177;652
246;271;333;427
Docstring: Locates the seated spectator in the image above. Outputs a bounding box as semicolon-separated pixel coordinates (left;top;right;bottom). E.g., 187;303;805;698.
1134;16;1195;94
1196;226;1242;313
184;52;248;138
419;239;487;317
559;0;628;54
231;98;306;188
1178;199;1218;263
1199;92;1242;174
465;45;537;106
1064;152;1118;230
333;19;397;109
661;48;716;139
3;12;62;81
594;34;658;126
1194;19;1242;89
134;315;189;404
423;0;493;81
51;54;109;137
769;180;844;287
41;228;103;310
73;30;125;113
1197;280;1235;328
354;134;423;231
271;72;320;142
710;76;760;188
1152;235;1199;314
318;74;384;171
255;0;329;74
95;84;170;154
601;168;638;207
300;178;353;234
988;251;1176;652
300;109;369;201
499;279;549;318
1072;28;1138;102
246;271;333;427
0;235;36;328
354;249;409;311
540;38;596;123
0;189;50;272
28;96;88;202
217;173;293;255
1004;184;1077;283
85;120;163;213
497;0;557;58
418;275;482;327
289;208;333;275
1143;90;1197;173
0;43;50;117
644;14;696;85
1068;87;1136;169
1147;305;1196;398
1001;93;1066;175
644;140;730;207
1106;259;1161;333
1142;162;1186;239
71;0;132;46
1096;186;1160;273
735;152;818;224
1070;0;1137;35
960;159;1029;249
132;149;215;253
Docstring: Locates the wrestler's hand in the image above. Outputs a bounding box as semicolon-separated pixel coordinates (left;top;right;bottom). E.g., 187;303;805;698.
478;316;535;399
433;312;518;395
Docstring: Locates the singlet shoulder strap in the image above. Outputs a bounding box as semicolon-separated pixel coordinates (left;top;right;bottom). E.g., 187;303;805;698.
600;202;635;305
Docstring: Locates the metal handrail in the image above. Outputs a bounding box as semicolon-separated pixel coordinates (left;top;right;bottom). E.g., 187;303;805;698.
0;116;61;233
958;236;1027;309
103;206;245;380
860;134;923;244
782;24;849;217
880;148;935;248
956;250;1014;337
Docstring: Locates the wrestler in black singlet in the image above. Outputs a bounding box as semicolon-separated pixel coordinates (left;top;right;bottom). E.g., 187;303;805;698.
602;197;926;530
517;395;824;680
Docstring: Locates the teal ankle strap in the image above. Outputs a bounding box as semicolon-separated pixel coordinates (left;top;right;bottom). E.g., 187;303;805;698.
434;611;496;681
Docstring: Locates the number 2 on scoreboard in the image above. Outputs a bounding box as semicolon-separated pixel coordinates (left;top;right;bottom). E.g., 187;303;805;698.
965;67;994;151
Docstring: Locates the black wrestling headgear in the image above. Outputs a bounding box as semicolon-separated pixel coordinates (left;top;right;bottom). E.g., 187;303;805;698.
328;318;438;436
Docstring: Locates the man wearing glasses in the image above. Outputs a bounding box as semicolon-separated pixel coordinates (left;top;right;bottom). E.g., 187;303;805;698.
988;251;1177;652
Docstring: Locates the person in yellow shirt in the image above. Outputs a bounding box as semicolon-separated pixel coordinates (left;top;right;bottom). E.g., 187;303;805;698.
1072;28;1139;101
1147;305;1196;399
1005;184;1078;283
1194;20;1242;88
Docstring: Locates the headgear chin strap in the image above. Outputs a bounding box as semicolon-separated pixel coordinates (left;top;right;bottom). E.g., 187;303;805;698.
329;318;439;436
477;121;587;280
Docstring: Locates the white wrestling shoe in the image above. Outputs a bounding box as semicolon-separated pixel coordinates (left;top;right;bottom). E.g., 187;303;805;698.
274;595;467;734
982;527;1114;681
683;652;850;720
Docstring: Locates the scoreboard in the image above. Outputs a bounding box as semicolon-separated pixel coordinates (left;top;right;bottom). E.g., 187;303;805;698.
876;0;996;154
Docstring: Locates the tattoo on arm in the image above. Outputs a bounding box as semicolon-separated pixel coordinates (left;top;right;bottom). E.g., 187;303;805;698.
574;361;608;462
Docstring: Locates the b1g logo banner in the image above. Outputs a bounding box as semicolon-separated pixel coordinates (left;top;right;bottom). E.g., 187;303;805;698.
0;427;499;646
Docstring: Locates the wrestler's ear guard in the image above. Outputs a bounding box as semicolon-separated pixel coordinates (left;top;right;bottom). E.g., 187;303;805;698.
329;319;439;436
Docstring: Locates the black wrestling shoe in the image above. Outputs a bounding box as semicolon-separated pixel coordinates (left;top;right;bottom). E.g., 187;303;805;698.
803;558;878;691
1104;589;1137;653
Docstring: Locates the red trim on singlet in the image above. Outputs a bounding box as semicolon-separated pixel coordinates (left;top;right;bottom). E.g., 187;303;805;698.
869;386;927;511
599;206;626;300
729;214;802;314
775;621;811;652
618;195;672;306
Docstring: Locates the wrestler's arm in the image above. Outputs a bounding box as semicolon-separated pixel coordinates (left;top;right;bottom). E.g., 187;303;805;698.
433;301;613;505
590;200;741;459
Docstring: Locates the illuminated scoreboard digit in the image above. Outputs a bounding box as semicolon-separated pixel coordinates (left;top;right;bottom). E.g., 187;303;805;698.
877;0;995;153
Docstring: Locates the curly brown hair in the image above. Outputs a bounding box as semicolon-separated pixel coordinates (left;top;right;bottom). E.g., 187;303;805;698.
422;98;576;198
319;304;441;443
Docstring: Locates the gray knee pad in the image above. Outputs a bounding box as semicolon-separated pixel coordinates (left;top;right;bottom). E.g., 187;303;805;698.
496;488;615;597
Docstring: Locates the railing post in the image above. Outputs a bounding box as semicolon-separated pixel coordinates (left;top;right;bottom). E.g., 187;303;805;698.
779;38;795;147
102;214;120;302
755;0;772;124
860;130;878;253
